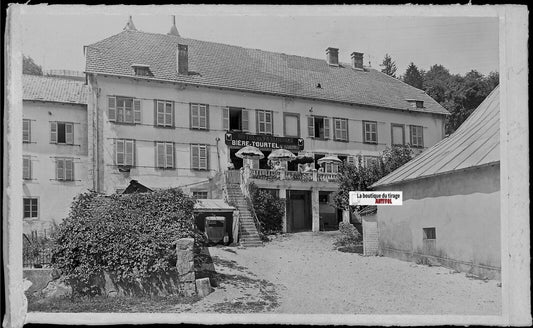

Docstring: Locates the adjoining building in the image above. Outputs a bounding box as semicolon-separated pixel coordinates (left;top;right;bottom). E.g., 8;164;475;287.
371;86;500;279
82;17;449;238
22;74;90;234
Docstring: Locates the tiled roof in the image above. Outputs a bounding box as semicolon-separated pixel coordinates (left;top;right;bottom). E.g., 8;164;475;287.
372;86;500;188
85;30;449;115
23;74;88;105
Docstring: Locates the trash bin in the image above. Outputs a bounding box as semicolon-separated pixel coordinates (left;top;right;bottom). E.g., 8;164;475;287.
205;216;226;244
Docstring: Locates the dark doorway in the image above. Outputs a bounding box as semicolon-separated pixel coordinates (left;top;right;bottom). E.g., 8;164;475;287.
287;190;312;232
229;148;244;169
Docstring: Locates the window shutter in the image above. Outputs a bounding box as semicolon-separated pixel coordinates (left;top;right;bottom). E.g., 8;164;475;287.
23;157;30;179
267;111;273;134
199;146;207;170
205;105;210;130
191;104;199;128
347;156;356;166
65;123;74;144
199;105;206;129
108;96;116;121
125;140;134;166
50;122;57;143
133;99;141;123
191;145;199;169
343;119;348;141
166;102;173;127
242;109;249;132
56;159;64;180
323;117;330;139
156;143;165;168
166;143;174;168
256;110;263;133
156;101;165;126
23;120;31;142
222;107;229;131
65;159;74;180
308;116;315;137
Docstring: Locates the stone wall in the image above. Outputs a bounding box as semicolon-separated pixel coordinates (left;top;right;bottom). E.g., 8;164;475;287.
362;215;379;256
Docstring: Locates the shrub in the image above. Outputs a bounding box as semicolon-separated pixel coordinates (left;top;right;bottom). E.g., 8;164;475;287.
248;183;285;235
335;222;362;249
51;188;197;297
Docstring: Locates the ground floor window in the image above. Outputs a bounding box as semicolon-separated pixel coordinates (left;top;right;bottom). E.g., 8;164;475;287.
23;197;38;219
193;191;208;199
423;227;436;240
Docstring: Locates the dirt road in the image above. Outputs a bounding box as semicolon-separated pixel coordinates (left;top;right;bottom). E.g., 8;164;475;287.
190;231;501;315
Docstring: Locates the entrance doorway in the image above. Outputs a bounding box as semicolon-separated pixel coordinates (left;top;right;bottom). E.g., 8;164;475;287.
287;190;312;232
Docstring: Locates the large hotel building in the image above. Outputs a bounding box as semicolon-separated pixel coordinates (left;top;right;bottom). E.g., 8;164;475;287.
23;17;449;239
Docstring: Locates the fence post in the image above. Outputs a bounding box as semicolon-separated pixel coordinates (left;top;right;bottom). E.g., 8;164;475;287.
176;238;196;296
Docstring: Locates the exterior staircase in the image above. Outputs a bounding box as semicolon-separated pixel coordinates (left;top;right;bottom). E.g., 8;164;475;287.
225;183;263;247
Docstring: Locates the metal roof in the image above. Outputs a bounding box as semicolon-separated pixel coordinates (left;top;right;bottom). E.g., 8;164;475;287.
85;30;449;116
372;86;500;188
194;199;235;212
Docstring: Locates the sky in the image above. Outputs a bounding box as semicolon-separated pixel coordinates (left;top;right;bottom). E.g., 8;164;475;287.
18;5;499;76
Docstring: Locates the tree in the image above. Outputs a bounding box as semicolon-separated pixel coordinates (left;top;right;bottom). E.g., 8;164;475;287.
333;145;414;210
23;55;43;75
403;62;424;89
380;54;397;78
486;71;500;91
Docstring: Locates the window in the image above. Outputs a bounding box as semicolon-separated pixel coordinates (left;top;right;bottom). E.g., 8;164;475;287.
190;103;209;130
410;125;424;148
50;122;74;144
223;107;249;132
191;144;209;170
155;100;174;127
391;124;405;145
364;156;380;168
23;119;31;143
115;139;135;166
192;191;208;199
23;156;32;180
23;198;38;219
132;64;152;76
346;155;358;167
256;110;273;134
56;158;74;181
284;113;300;137
155;142;174;168
408;100;424;108
363;121;377;144
324;162;339;173
333;118;348;141
423;227;436;240
107;96;141;124
308;116;330;139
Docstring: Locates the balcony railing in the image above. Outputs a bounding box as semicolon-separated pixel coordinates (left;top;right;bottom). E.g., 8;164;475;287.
249;168;338;183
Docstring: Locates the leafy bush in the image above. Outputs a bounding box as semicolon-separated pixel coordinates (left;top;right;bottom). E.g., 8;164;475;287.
248;183;285;235
51;188;197;297
335;222;362;250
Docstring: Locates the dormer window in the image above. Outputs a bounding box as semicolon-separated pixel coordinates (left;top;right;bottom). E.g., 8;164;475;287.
407;99;424;109
131;64;152;77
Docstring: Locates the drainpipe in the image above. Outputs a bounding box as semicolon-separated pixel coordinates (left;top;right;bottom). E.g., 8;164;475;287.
215;137;221;172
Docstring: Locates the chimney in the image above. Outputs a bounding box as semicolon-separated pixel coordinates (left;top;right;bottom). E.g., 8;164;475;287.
123;15;137;31
168;15;181;37
351;52;364;70
326;47;339;66
176;44;188;75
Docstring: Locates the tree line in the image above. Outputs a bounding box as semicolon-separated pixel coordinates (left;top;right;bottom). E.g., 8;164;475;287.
380;54;499;134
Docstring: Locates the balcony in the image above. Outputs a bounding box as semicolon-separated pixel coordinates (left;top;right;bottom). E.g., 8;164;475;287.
248;168;338;183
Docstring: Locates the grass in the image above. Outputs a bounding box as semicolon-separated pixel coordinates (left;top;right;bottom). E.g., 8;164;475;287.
27;294;200;313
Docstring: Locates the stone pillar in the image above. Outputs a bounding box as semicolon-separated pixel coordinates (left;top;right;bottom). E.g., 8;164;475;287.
176;238;196;296
279;188;288;233
312;169;318;182
232;210;240;244
311;188;320;232
342;210;350;223
279;170;286;180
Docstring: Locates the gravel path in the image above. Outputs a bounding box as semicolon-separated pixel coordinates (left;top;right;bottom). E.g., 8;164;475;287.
192;231;501;315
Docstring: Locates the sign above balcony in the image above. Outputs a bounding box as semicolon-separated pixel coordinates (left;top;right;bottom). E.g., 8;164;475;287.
225;132;304;151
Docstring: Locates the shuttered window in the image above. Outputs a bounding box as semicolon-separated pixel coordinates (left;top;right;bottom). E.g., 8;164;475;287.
363;121;378;144
334;118;348;141
108;96;141;124
56;158;74;181
190;103;209;130
410;125;424;147
23;119;31;143
23;198;38;219
50;122;74;144
346;156;357;167
115;139;135;166
256;110;273;134
155;100;174;127
224;107;249;132
23;156;32;180
155;142;174;168
191;144;209;170
391;124;405;145
308;116;330;139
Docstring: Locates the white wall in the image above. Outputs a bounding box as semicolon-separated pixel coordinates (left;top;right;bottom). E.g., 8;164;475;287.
22;101;89;233
92;76;446;194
